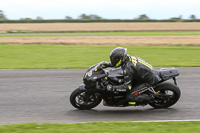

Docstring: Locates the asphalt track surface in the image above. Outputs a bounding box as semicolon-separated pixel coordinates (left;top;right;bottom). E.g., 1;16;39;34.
0;68;199;125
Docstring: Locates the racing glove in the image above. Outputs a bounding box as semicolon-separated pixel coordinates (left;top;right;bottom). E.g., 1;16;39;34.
101;61;113;68
106;84;114;91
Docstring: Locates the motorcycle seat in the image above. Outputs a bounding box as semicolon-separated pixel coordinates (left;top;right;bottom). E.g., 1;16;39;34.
157;68;180;81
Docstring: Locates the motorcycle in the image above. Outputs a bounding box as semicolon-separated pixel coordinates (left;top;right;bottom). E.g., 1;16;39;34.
70;62;181;110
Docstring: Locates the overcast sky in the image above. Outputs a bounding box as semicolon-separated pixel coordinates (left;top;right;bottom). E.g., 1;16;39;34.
1;0;200;19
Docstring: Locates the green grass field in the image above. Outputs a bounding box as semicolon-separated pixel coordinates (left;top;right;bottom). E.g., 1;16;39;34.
1;31;200;37
0;44;199;69
0;121;200;133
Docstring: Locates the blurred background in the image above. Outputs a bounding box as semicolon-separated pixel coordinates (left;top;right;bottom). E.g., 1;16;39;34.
0;0;200;68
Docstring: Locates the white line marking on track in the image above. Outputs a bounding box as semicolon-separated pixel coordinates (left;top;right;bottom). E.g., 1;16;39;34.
68;119;200;124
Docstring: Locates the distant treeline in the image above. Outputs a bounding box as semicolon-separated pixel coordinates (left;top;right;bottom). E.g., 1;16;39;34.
1;19;200;23
1;10;200;23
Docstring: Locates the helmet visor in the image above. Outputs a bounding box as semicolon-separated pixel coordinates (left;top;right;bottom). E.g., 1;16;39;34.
111;57;121;67
115;59;122;67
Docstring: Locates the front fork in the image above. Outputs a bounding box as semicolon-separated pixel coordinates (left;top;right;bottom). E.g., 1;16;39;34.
173;77;178;85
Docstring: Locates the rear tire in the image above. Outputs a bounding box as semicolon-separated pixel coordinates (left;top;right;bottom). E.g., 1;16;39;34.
70;88;102;110
149;82;181;108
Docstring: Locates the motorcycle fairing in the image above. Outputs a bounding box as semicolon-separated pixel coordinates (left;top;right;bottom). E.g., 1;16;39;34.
108;67;123;77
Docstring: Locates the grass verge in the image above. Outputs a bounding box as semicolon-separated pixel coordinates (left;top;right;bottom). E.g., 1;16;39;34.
0;121;200;133
0;44;199;69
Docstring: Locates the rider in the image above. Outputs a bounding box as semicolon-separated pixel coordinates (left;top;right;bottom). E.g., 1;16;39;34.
100;47;161;105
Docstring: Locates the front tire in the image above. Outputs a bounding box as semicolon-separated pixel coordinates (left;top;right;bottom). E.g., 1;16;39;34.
70;88;102;110
149;82;181;108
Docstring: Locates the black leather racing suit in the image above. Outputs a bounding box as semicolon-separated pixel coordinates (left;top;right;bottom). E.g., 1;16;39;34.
112;55;161;103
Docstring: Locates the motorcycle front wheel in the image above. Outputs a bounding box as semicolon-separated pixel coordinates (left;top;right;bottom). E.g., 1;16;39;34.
70;88;102;110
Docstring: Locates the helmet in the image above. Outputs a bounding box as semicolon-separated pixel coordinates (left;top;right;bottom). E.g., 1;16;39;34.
110;47;127;67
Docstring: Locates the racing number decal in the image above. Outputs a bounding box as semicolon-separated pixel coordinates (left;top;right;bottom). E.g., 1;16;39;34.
130;56;137;66
130;56;152;69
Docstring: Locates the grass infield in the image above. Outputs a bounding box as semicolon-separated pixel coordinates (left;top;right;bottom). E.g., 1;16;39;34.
0;44;199;69
0;121;200;133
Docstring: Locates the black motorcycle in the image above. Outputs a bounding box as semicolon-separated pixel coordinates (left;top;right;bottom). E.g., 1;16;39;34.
70;63;181;110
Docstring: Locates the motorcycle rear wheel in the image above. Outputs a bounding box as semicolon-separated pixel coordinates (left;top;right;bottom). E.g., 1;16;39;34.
70;88;102;110
149;82;181;108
